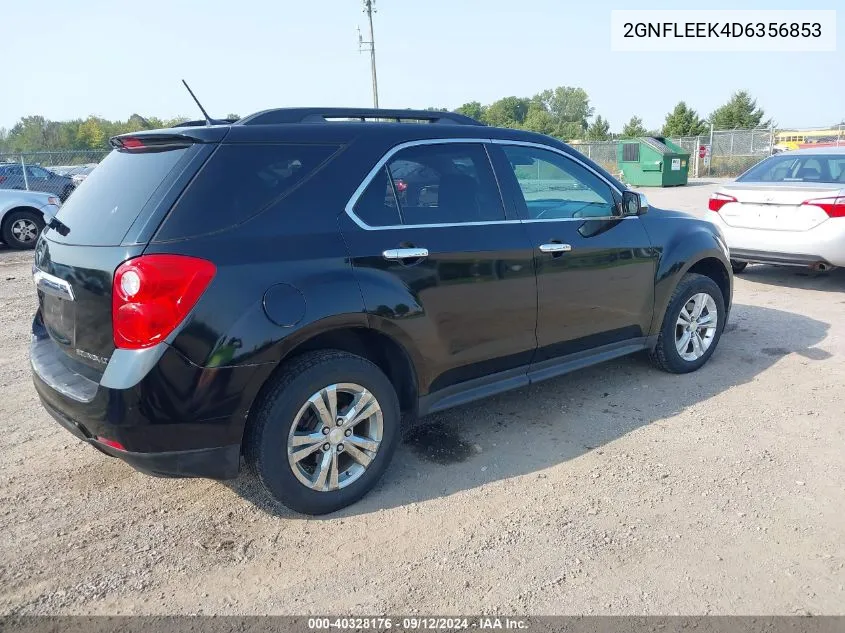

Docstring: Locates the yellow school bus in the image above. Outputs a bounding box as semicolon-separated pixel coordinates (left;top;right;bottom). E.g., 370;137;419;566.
774;128;844;151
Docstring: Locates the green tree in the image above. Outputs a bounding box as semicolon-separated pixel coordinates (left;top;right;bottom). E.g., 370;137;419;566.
454;101;484;121
621;116;647;138
522;102;557;136
661;101;707;137
585;115;610;140
76;117;107;149
482;96;530;128
709;91;770;129
533;87;593;132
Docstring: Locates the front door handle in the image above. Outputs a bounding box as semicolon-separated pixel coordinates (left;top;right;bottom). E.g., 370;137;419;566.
538;243;572;254
383;248;429;261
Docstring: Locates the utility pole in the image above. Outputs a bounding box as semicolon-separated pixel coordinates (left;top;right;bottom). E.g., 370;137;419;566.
358;0;379;108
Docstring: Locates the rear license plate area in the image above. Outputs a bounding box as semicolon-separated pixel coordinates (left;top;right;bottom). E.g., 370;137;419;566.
42;294;76;346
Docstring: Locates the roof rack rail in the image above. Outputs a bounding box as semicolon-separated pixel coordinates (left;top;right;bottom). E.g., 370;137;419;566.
171;118;239;128
237;108;483;127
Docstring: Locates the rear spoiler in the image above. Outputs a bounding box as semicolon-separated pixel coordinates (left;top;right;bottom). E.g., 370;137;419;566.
110;126;229;149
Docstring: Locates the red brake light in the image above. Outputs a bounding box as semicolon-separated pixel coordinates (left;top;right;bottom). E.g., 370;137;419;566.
112;255;216;350
119;137;146;149
708;192;737;212
95;437;125;451
801;196;845;218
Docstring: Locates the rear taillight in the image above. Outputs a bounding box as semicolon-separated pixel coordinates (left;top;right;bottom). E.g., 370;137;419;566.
801;196;845;218
95;437;126;451
708;192;737;212
112;255;216;350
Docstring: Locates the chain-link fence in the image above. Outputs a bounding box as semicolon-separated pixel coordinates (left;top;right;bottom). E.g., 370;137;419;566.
0;150;109;200
572;125;845;179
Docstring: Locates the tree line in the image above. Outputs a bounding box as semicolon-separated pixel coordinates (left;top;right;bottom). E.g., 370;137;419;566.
453;89;772;141
0;89;774;154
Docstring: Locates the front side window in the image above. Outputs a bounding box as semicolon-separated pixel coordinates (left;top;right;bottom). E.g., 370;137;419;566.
501;146;618;220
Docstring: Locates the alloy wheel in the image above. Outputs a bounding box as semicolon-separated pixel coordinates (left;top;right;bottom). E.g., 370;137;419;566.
286;383;383;492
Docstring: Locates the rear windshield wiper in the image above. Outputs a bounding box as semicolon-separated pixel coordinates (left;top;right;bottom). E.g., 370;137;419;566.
47;217;71;236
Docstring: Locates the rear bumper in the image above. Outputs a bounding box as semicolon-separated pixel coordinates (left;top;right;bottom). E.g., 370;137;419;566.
728;249;833;268
709;214;845;268
39;395;240;478
30;318;271;480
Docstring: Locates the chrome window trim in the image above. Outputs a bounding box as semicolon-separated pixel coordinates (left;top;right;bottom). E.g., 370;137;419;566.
343;137;634;230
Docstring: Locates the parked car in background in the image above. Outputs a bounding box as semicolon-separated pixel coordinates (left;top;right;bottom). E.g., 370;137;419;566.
31;108;732;515
70;165;97;185
0;163;75;202
707;147;845;273
0;189;60;249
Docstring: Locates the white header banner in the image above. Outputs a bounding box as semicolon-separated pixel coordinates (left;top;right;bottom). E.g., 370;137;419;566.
611;10;837;52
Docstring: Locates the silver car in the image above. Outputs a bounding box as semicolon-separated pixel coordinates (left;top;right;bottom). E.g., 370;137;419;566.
0;189;61;249
707;147;845;272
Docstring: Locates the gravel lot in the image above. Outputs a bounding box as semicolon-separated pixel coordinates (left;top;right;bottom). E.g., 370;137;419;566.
1;180;843;615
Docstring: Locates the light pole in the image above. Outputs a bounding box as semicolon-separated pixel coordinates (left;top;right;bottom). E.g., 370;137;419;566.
358;0;379;108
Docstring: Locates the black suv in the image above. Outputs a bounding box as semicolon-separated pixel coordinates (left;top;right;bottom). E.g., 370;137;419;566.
31;108;732;514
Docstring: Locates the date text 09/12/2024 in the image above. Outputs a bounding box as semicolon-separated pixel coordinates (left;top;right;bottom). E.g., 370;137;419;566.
306;617;529;630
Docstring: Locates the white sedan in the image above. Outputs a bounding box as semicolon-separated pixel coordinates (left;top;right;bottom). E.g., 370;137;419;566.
707;147;845;273
0;189;61;249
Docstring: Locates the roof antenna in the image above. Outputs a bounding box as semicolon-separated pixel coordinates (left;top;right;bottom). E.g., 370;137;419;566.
181;79;213;126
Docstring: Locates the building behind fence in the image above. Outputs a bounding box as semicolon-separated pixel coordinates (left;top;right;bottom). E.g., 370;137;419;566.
1;124;843;192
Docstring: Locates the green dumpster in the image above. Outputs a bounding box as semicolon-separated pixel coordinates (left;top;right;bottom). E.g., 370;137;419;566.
618;137;690;187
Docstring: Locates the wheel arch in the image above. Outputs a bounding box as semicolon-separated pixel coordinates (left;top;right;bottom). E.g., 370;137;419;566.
1;205;43;228
240;319;422;450
650;231;732;339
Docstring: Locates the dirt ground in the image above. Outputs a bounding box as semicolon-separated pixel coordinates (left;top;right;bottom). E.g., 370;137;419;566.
1;180;843;615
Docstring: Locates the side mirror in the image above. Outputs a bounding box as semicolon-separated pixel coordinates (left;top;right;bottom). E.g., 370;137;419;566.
622;190;648;216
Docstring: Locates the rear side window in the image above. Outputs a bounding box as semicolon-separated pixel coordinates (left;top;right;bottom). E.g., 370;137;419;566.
354;143;505;227
51;147;189;246
354;166;403;227
155;143;340;241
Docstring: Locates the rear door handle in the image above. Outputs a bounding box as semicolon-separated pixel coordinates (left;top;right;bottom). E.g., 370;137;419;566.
538;243;572;253
382;248;429;260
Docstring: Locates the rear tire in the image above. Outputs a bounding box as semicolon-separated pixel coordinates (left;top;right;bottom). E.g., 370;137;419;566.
1;209;44;250
730;260;748;274
650;273;726;374
244;350;401;515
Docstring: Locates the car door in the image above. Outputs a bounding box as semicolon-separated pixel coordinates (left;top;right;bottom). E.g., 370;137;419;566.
489;142;656;363
340;140;537;398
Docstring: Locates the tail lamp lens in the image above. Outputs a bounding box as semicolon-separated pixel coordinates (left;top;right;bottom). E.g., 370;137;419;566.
112;255;216;349
708;193;737;212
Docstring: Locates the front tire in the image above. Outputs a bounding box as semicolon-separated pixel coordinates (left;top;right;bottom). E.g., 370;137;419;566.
650;273;726;374
1;209;44;249
244;350;401;515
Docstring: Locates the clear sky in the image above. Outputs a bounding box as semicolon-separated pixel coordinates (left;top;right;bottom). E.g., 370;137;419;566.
2;0;842;131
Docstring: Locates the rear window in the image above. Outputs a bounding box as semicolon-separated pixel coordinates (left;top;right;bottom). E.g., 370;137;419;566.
738;154;845;184
50;147;189;245
153;143;340;241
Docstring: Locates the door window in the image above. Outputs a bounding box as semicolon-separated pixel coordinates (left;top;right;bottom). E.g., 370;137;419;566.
27;166;52;180
501;146;618;220
354;143;505;227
